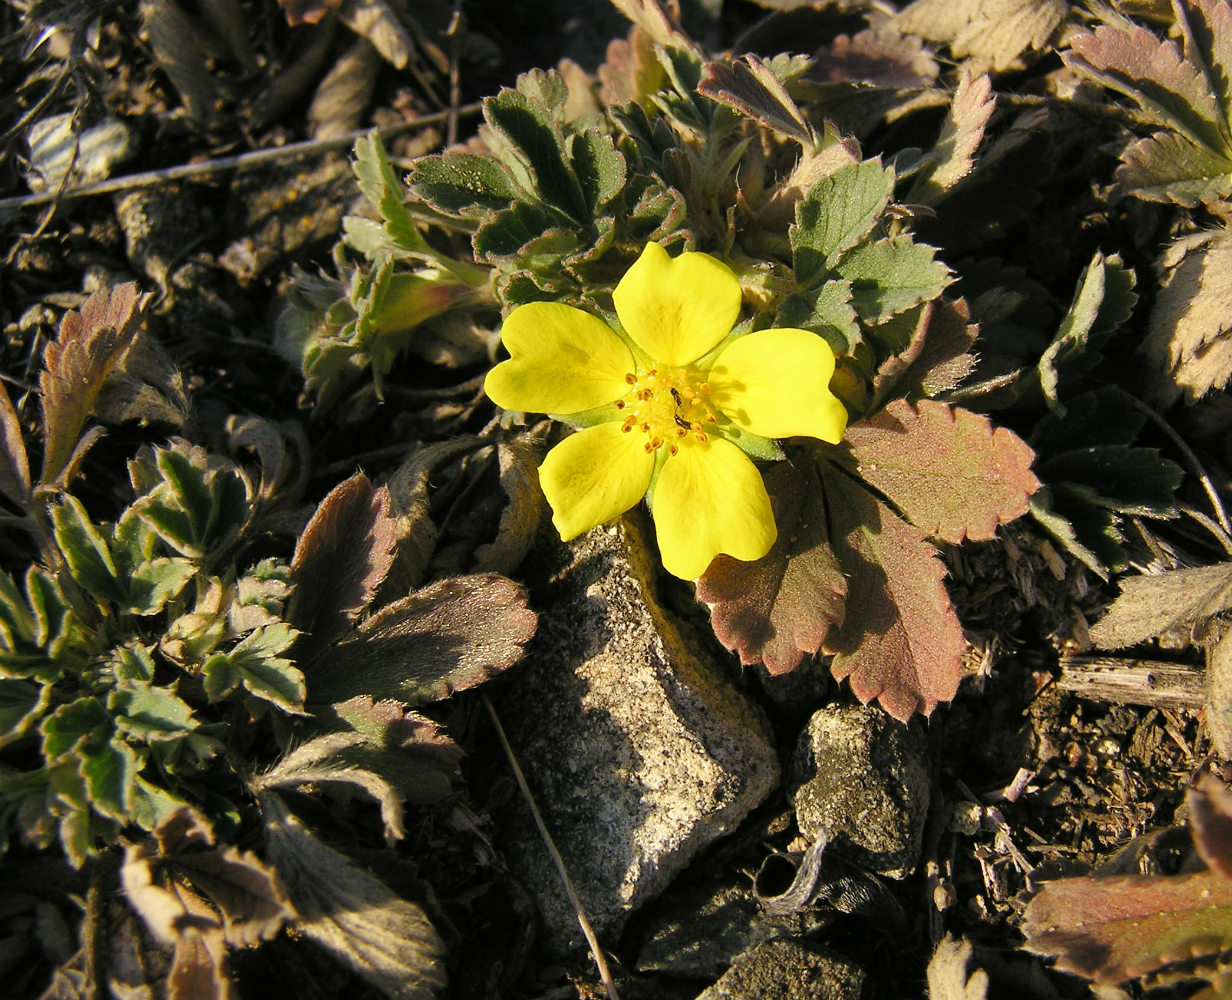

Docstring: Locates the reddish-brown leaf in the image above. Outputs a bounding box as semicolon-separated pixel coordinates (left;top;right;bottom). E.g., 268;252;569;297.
843;399;1039;544
277;0;342;26
871;299;978;408
1192;774;1232;880
40;283;149;484
696;461;846;675
290;472;397;650
0;379;30;505
1021;870;1232;984
822;469;964;720
305;573;538;705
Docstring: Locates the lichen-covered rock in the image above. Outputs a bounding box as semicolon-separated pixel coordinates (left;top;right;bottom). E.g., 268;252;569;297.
792;703;929;879
694;939;865;1000
491;515;779;954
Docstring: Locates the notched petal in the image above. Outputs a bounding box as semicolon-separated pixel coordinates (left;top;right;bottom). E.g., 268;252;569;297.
708;328;848;442
485;302;632;415
612;242;742;367
652;437;776;579
539;423;654;541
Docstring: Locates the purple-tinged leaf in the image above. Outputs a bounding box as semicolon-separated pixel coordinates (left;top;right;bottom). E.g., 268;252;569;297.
811;28;938;89
699;55;814;146
1021;869;1232;984
1175;0;1232;133
910;68;995;205
1116;129;1232;205
305;573;537;705
290;472;396;651
843;399;1039;544
822;469;964;720
0;379;29;506
697;461;846;675
871;299;978;408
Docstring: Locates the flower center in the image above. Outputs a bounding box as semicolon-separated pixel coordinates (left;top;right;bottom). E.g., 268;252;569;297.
614;366;720;455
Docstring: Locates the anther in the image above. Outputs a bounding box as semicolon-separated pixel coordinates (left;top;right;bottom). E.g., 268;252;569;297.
695;431;708;443
625;372;638;385
699;383;711;394
669;444;678;455
706;413;718;423
614;400;625;409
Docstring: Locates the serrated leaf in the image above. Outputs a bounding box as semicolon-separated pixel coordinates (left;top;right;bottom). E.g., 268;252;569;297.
1063;17;1227;152
108;681;198;742
51;495;126;605
926;935;989;1000
254;732;405;843
473;436;547;576
262;793;446;1000
822;469;964;720
1029;485;1123;577
896;0;1067;71
1032;386;1146;451
1089;562;1232;649
305;574;536;705
696;461;846;674
871;298;978;406
79;734;140;822
910;68;995;204
842;399;1039;544
353;133;430;252
0;678;50;749
202;624;305;715
1183;0;1232;130
1021;869;1232;984
792;160;895;284
1208;630;1232;758
125;557;197;616
1142;236;1232;405
1039;252;1137;406
40;283;148;484
0;379;30;506
569;127;626;216
1116;129;1232;204
1037;445;1182;516
836;237;952;323
290;472;396;652
698;55;815;146
406;152;520;218
775;280;862;355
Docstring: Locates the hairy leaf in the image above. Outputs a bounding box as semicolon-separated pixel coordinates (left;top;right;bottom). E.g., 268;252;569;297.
290;472;397;651
895;0;1067;71
406;152;519;219
202;624;305;715
1116;128;1232;204
843;399;1039;544
1039;252;1137;407
1142;235;1232;405
1089;562;1232;649
822;469;964;720
262;793;446;1000
473;436;547;576
836;237;952;323
108;680;198;743
40;283;149;484
0;380;30;506
50;495;126;605
569;127;627;215
926;935;989;1000
1192;775;1232;880
775;280;862;356
1021;869;1232;984
0;678;50;749
791;159;895;284
353;133;430;254
697;461;846;674
699;55;814;146
910;69;995;204
871;299;978;407
1036;445;1181;516
1209;630;1232;759
305;574;536;705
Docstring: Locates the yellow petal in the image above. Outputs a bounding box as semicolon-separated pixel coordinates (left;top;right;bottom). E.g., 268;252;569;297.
612;242;741;367
539;423;654;541
485;302;633;415
652;437;776;579
707;328;849;442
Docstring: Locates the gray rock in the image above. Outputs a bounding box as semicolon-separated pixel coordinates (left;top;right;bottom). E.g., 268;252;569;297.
694;939;865;1000
492;515;779;954
792;703;929;879
637;875;818;978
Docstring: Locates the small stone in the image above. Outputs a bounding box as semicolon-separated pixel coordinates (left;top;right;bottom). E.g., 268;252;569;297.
792;703;930;878
694;939;865;1000
492;515;779;955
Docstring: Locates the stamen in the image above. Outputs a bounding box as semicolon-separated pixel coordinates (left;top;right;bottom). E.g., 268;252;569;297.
669;444;678;455
614;400;625;409
625;372;638;385
699;383;711;395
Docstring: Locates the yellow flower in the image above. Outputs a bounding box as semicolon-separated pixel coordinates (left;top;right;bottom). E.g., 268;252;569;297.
484;242;848;579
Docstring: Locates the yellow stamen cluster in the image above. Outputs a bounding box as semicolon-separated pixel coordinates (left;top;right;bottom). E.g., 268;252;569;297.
615;367;719;455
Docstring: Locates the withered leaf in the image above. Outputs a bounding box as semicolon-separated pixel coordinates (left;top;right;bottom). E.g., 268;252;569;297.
0;379;30;506
1021;869;1232;984
262;793;446;999
277;0;342;25
822;469;964;720
697;461;846;675
895;0;1067;71
291;472;396;653
1088;562;1232;649
1205;630;1232;759
168;929;234;1000
40;283;149;485
1142;235;1232;406
842;399;1039;544
926;935;989;1000
305;573;537;705
1191;774;1232;880
473;435;547;576
910;68;995;205
812;28;939;89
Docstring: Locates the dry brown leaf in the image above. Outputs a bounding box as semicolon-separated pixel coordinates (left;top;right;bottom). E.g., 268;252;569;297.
926;935;989;1000
340;0;415;70
1089;562;1232;649
309;37;381;140
473;436;547;575
1142;233;1232;406
278;0;343;26
895;0;1067;72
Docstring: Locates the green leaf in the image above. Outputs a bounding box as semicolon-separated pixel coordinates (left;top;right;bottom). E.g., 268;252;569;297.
792;159;895;284
569;128;627;216
109;640;157;683
1037;445;1183;516
125;557;196;616
775;280;862;355
41;696;110;763
1032;387;1145;452
696;461;847;674
406;152;520;218
353;133;430;253
80;734;139;822
202;624;305;715
474;203;577;264
1038;252;1137;406
51;495;126;604
109;681;198;742
835;237;952;323
0;678;50;749
0;567;83;682
822;468;964;721
842;399;1040;544
1029;485;1123;578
